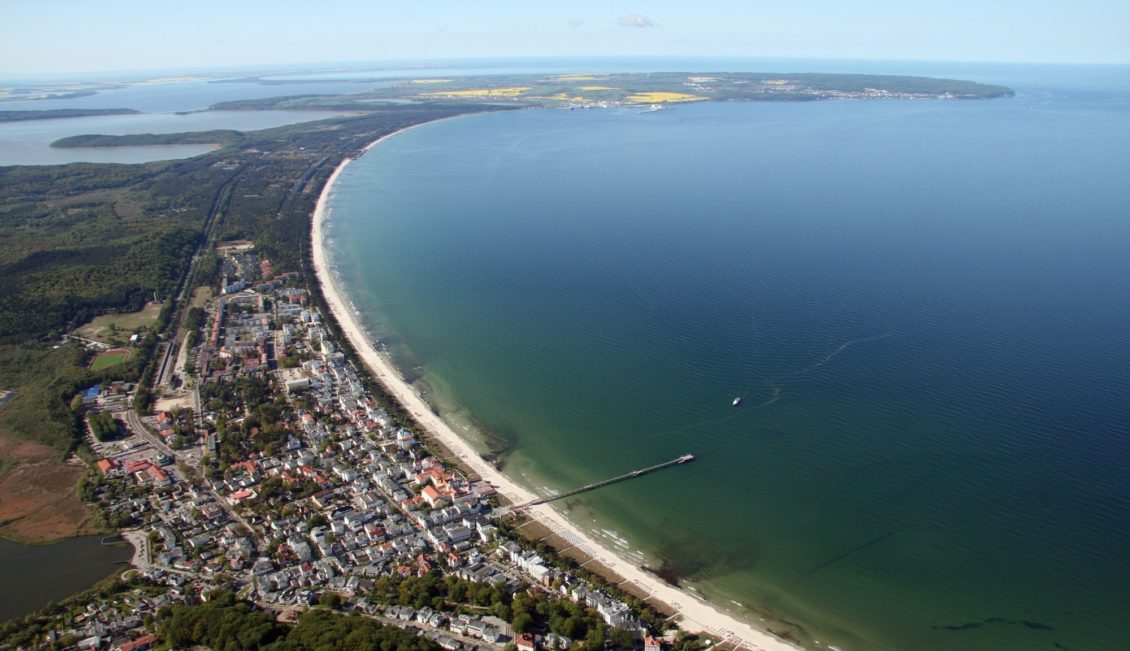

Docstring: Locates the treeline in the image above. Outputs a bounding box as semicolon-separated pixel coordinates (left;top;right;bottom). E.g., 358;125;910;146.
282;609;439;651
158;590;438;651
0;577;140;649
0;108;139;123
52;129;243;149
0;340;153;453
209;96;451;112
0;127;244;345
183;306;205;333
183;306;205;349
198;376;295;467
0;161;154;200
785;72;1014;97
495;522;669;635
0;105;499;456
87;410;121;441
211;95;327;110
371;572;632;648
371;572;511;614
0;219;200;343
0;344;89;452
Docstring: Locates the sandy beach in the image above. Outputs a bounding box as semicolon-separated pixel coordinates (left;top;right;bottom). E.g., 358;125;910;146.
310;123;804;651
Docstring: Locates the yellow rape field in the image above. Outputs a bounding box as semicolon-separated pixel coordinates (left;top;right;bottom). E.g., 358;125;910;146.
624;91;708;103
578;85;614;91
422;87;530;97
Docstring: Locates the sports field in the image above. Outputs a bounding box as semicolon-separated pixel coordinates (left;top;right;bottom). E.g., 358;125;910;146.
90;348;130;370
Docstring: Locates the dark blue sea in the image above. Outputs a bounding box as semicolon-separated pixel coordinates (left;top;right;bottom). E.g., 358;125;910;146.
324;63;1130;650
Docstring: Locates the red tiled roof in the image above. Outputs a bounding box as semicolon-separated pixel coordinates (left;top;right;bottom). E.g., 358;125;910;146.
126;460;152;473
117;633;158;651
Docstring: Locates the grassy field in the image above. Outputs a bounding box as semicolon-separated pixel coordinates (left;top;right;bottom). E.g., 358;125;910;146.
72;302;162;345
89;349;130;371
189;285;214;309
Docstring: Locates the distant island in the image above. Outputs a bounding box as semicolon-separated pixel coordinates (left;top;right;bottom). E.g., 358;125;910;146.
208;71;1014;112
37;72;1013;152
50;129;242;148
0;108;139;122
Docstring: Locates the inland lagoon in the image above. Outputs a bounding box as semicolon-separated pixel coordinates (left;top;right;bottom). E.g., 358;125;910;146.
0;109;351;166
0;536;131;622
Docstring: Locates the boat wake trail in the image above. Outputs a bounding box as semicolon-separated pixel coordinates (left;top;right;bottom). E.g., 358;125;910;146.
781;331;895;380
751;330;895;413
645;331;895;441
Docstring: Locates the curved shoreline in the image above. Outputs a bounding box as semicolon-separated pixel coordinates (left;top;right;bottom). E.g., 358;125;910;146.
310;120;804;651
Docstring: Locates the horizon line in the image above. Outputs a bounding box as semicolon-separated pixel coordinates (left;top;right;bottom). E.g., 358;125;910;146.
3;54;1128;81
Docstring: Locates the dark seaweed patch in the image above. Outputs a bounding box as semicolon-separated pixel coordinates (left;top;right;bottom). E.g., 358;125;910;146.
933;617;1053;632
641;524;758;586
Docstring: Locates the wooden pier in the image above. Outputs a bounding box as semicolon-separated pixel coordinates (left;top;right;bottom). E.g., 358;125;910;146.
504;454;695;514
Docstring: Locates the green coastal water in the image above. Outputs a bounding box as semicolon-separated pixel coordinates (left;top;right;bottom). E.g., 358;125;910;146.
324;67;1130;650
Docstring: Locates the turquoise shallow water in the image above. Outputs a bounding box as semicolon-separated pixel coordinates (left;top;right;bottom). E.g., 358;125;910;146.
324;67;1130;650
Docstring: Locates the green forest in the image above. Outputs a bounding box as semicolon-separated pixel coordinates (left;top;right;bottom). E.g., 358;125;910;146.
158;591;438;651
0;104;500;457
0;108;139;122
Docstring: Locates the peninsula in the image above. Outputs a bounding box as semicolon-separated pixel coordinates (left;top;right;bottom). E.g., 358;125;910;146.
210;71;1013;112
0;108;139;122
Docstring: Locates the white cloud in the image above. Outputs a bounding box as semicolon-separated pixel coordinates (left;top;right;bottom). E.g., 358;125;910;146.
617;14;655;29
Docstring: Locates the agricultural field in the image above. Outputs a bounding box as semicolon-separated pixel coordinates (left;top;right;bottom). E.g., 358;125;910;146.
421;86;531;98
625;91;708;103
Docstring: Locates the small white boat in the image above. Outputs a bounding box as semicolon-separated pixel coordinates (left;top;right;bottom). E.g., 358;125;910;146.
732;396;742;407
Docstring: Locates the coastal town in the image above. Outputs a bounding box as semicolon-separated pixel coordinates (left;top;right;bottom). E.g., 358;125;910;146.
0;88;847;651
23;244;710;651
3;0;1118;643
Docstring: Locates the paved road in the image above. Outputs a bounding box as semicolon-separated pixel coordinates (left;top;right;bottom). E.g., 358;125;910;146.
123;408;264;551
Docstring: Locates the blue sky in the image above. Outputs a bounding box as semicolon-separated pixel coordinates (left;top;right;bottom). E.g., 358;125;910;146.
2;0;1128;75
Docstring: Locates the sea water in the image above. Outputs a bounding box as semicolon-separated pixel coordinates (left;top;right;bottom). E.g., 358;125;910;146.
324;65;1130;650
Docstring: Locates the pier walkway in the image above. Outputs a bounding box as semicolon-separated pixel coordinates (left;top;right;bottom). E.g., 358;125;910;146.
502;454;694;514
